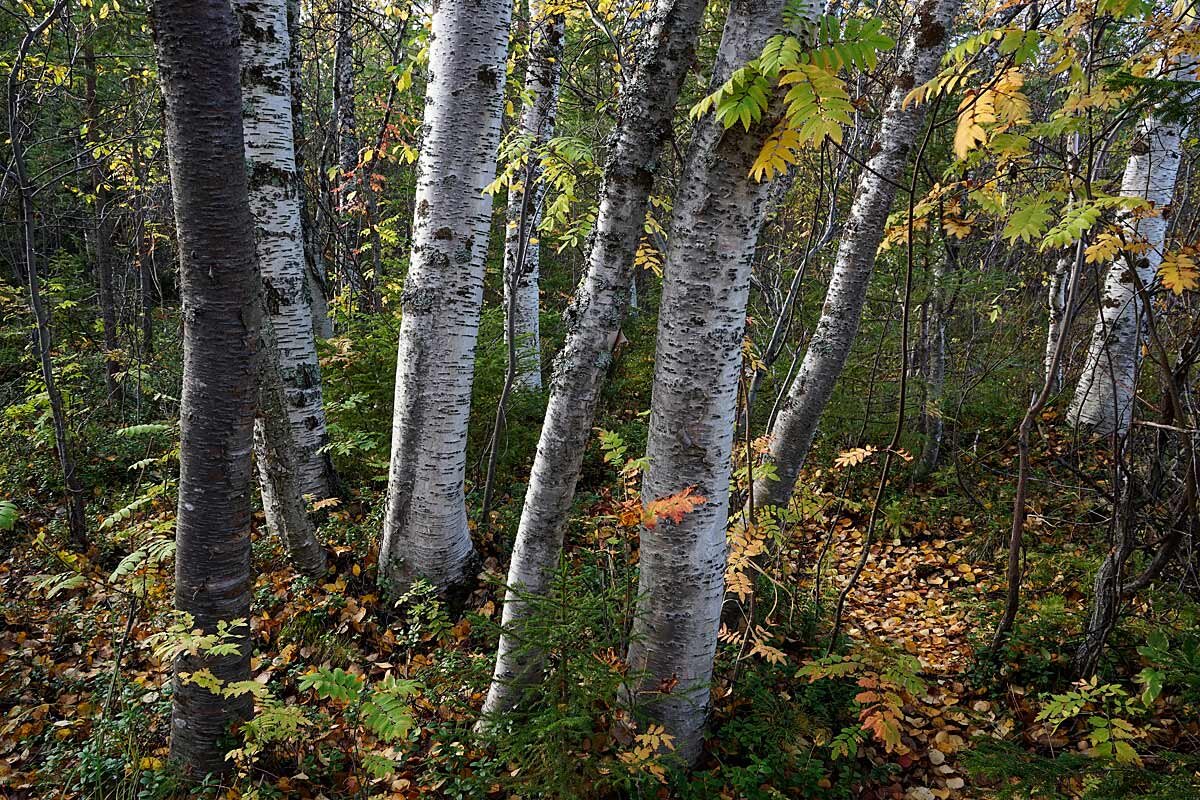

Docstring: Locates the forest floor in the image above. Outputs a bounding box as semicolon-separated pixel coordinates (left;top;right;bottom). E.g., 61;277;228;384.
0;509;1011;799
2;467;1196;798
811;520;1011;800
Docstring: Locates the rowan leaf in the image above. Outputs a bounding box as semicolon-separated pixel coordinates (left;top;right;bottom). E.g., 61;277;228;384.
1003;198;1054;243
1159;252;1198;294
643;487;707;527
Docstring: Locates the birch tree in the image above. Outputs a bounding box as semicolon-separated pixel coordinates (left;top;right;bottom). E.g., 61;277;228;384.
1043;133;1082;392
481;0;709;720
1067;64;1197;435
502;0;566;391
332;0;383;309
237;0;336;541
287;0;334;340
153;0;260;774
624;0;817;763
751;0;961;512
378;0;512;597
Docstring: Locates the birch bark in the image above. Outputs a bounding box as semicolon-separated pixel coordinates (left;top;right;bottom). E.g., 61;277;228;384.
624;0;818;763
503;0;566;391
254;322;327;576
332;0;383;309
1044;251;1072;392
378;0;512;597
751;0;960;512
1067;89;1194;434
286;0;334;340
1043;135;1082;393
153;0;260;774
237;0;336;504
481;0;709;719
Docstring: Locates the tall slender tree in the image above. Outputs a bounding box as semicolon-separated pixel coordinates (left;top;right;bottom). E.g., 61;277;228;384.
918;237;954;475
378;0;512;597
624;0;814;762
153;0;261;773
751;0;960;512
503;0;566;391
9;0;86;550
331;0;383;310
1067;58;1197;435
1043;133;1082;392
82;39;122;400
236;0;336;529
288;0;334;340
481;0;710;719
332;0;365;300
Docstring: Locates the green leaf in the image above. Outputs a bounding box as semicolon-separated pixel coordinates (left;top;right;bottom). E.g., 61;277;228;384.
223;680;271;700
115;423;173;437
1003;198;1054;243
1040;201;1102;251
99;493;156;530
363;677;419;742
361;752;398;779
1136;667;1164;706
299;667;364;702
0;500;18;531
181;669;225;695
1113;740;1140;764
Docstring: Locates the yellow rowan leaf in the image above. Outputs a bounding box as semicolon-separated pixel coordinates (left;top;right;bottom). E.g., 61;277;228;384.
942;215;974;238
835;445;876;468
750;640;788;665
1159;252;1199;295
725;570;754;601
992;69;1030;127
953;90;995;159
750;126;802;182
1085;232;1123;264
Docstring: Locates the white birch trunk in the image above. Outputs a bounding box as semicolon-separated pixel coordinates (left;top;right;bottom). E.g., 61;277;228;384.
286;0;334;340
255;320;326;576
480;0;710;720
378;0;511;597
751;0;961;512
624;0;818;763
1043;134;1082;393
503;1;565;392
1044;251;1072;392
1067;108;1192;434
237;0;335;504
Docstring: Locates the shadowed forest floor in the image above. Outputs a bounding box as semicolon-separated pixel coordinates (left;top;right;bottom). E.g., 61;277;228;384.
3;401;1200;799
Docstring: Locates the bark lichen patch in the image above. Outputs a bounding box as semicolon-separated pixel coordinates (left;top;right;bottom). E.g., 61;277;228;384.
400;284;441;315
476;64;500;86
916;18;946;49
248;161;293;189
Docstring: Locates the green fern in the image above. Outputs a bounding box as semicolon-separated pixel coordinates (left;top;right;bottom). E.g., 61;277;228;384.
362;676;419;743
299;667;364;703
0;500;18;531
